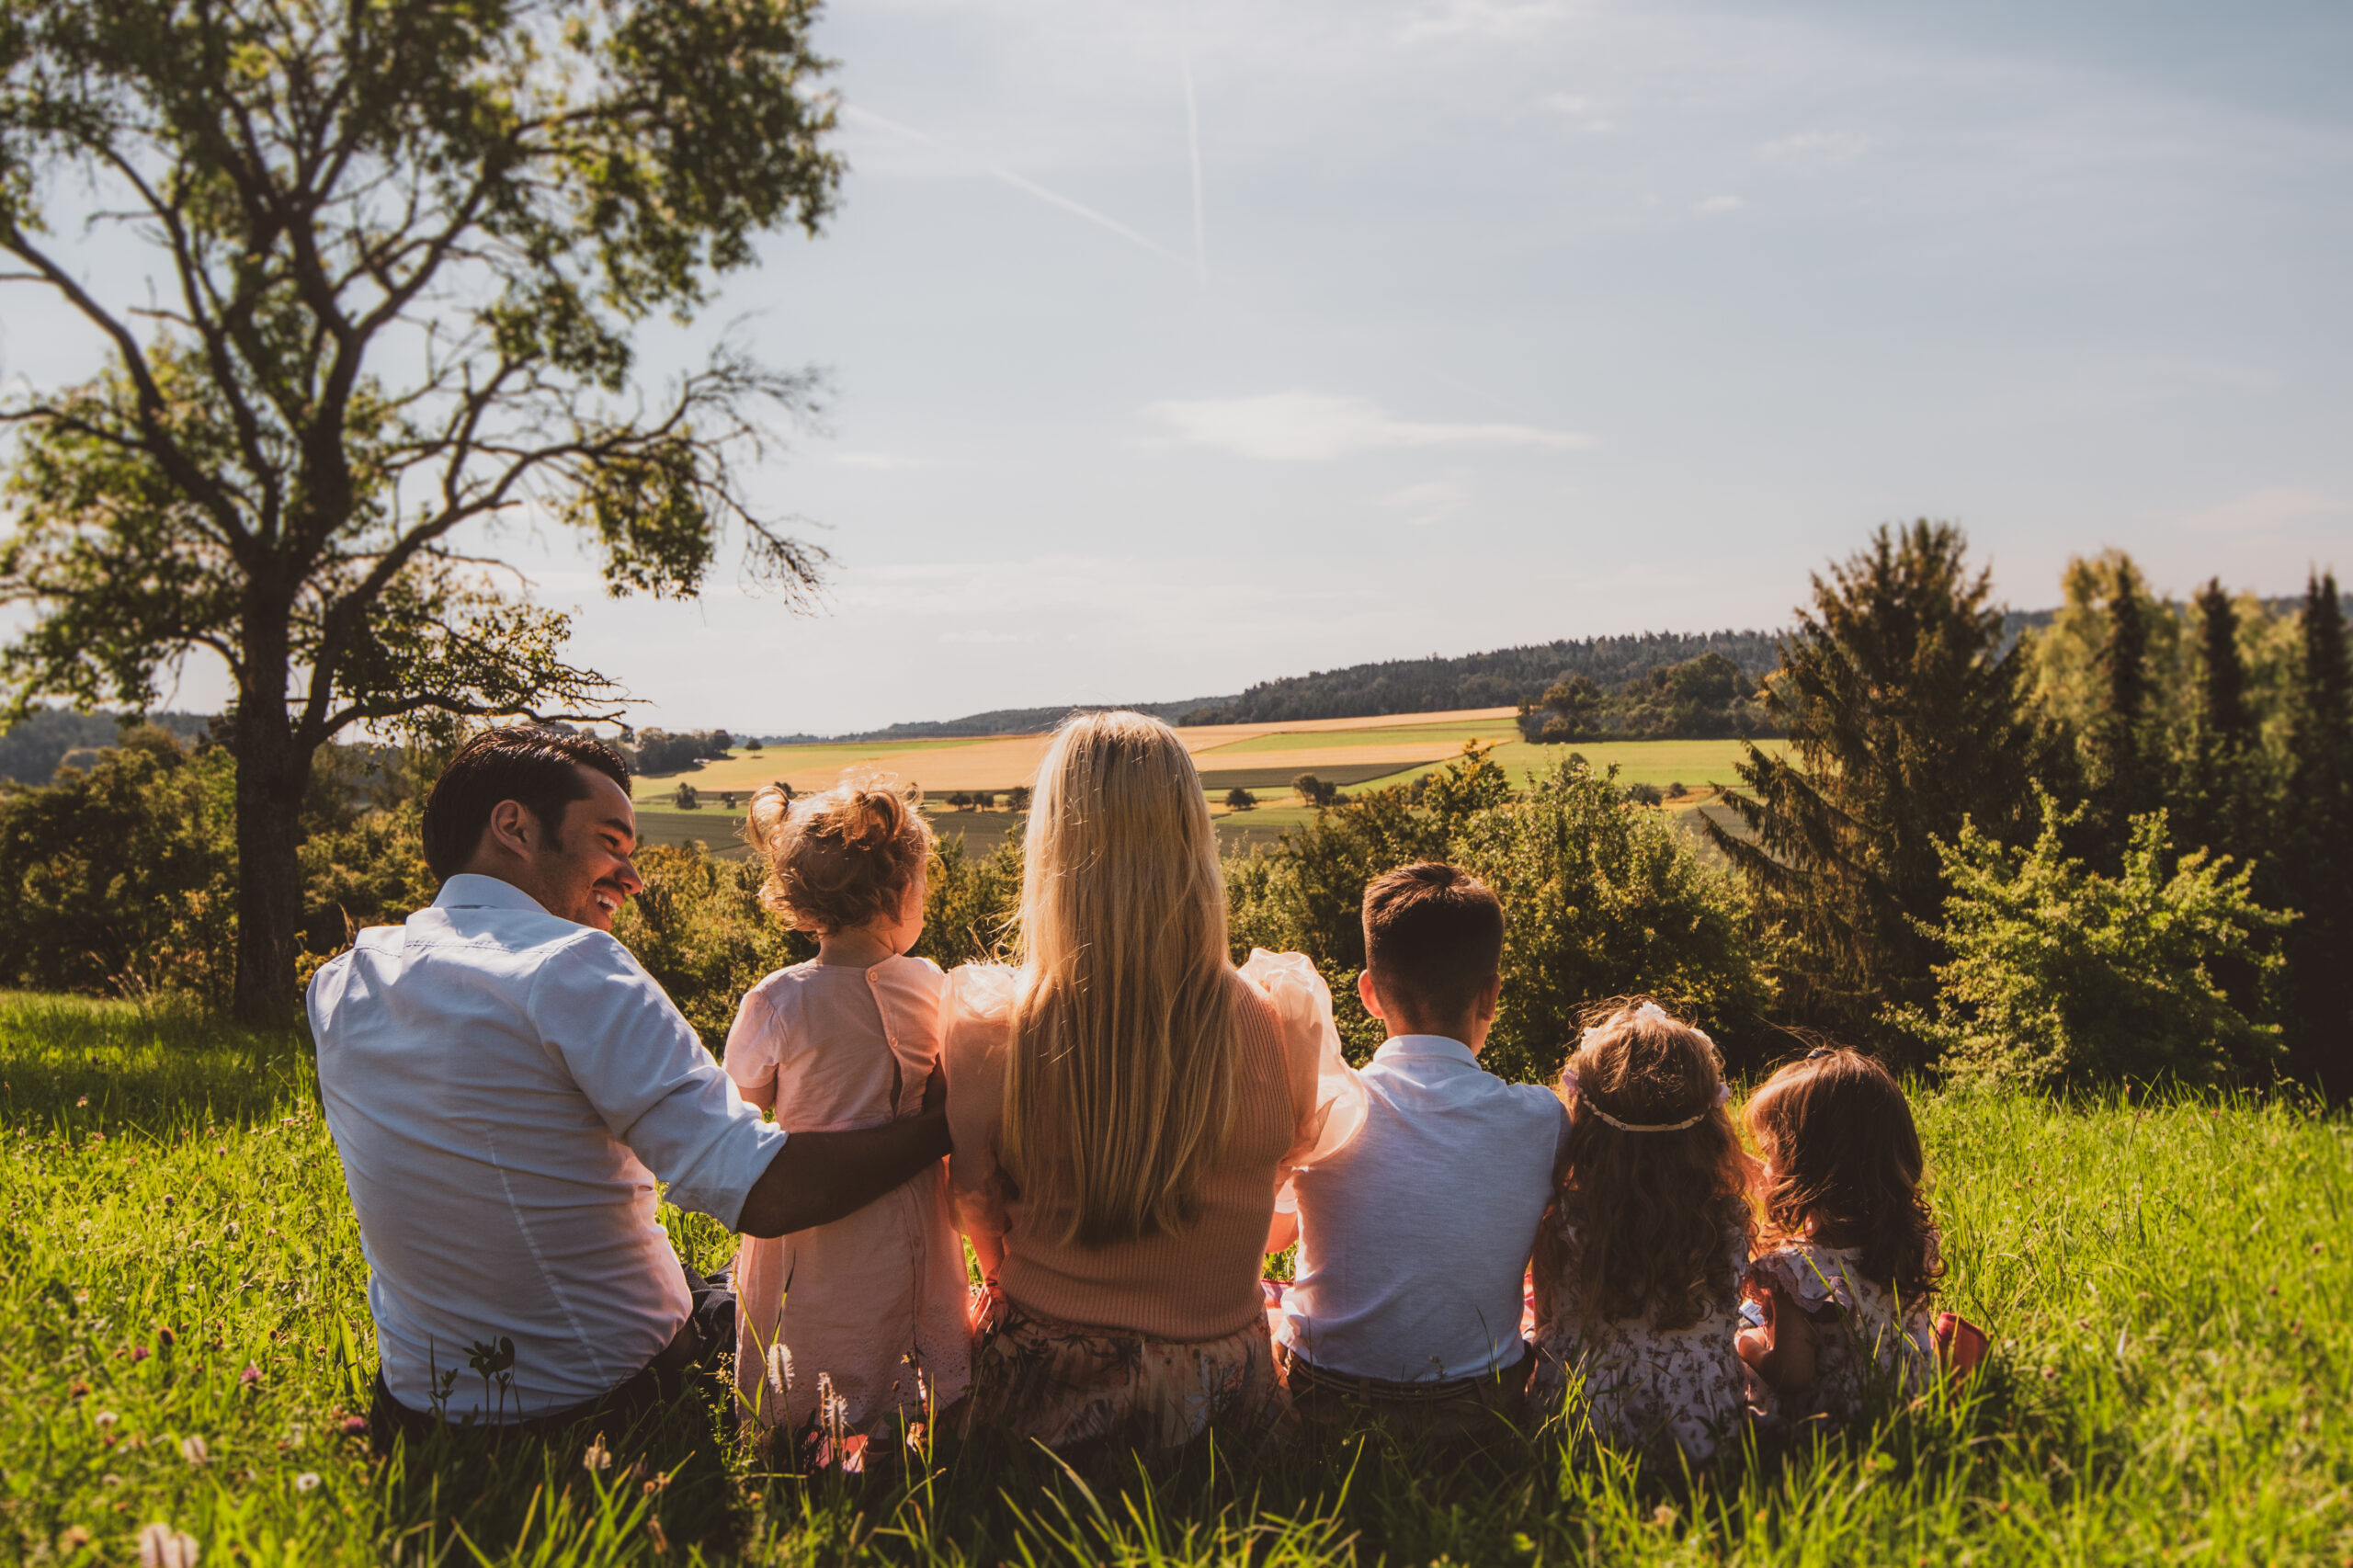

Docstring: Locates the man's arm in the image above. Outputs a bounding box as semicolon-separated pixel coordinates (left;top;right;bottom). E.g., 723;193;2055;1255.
734;1064;952;1238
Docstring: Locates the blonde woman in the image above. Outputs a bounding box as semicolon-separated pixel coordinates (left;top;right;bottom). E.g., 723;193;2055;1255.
943;711;1364;1451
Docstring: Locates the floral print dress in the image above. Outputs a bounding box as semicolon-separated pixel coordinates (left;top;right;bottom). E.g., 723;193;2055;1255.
1745;1241;1937;1425
1529;1223;1756;1463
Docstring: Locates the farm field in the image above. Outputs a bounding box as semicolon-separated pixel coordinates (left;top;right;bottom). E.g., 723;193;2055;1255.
636;714;1781;808
4;992;2347;1566
631;708;1523;803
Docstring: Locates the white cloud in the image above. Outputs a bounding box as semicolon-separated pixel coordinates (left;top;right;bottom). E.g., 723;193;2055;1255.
1536;91;1618;133
1144;392;1592;462
1692;194;1748;214
1379;480;1469;527
1757;129;1870;166
2179;486;2352;534
1399;0;1570;42
834;450;936;471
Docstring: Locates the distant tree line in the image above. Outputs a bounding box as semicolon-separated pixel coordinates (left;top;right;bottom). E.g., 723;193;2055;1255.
627;729;738;775
0;708;214;784
1182;631;1785;727
1519;651;1780;743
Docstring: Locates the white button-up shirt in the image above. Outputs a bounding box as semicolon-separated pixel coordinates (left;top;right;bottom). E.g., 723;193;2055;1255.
308;874;787;1419
1277;1034;1569;1383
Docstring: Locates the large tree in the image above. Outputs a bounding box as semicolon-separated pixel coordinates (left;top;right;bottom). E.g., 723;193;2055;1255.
1707;521;2033;1042
2281;572;2352;1092
0;0;840;1018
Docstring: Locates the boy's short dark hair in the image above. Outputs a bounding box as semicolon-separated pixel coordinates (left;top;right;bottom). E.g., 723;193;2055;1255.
421;727;633;880
1361;861;1506;1023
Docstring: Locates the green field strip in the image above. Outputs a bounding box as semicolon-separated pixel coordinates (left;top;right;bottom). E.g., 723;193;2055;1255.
1196;758;1438;790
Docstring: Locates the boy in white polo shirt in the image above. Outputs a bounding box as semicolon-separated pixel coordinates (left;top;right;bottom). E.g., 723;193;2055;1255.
1266;861;1569;1431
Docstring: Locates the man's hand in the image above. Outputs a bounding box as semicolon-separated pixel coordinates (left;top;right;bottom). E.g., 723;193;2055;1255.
735;1095;952;1239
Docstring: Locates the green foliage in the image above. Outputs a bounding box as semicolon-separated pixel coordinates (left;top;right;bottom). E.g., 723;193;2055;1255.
1897;795;2290;1087
0;0;844;1016
612;846;807;1050
0;732;239;1001
2280;572;2353;1088
1528;651;1780;743
1229;748;1770;1072
1450;762;1774;1083
919;833;1023;969
1711;522;2035;1048
6;994;2352;1564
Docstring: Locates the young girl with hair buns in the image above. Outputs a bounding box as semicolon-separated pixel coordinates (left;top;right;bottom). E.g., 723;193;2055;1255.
723;782;969;1457
1736;1048;1944;1425
1527;998;1758;1463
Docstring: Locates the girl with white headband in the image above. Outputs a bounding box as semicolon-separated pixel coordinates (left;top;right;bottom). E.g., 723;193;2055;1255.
1526;998;1761;1462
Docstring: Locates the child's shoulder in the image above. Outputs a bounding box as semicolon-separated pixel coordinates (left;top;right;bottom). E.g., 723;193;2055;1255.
740;958;825;1005
1746;1240;1866;1313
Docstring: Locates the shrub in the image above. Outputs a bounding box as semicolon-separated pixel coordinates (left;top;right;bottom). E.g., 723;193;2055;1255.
1452;763;1774;1083
673;782;699;810
612;845;805;1048
1894;793;2290;1087
1622;782;1663;807
1228;751;1772;1074
1224;788;1257;812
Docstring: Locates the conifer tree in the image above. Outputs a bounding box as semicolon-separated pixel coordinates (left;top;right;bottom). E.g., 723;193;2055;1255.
2281;572;2352;1091
1708;522;2033;1043
2084;559;2163;861
2169;580;2264;868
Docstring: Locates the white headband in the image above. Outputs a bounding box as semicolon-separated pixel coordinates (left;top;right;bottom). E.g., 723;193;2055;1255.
1562;1002;1730;1133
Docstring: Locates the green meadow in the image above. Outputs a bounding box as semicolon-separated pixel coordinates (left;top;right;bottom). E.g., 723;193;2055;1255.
4;992;2345;1566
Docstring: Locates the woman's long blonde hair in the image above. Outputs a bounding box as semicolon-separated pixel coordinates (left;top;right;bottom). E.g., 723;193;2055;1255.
1002;710;1239;1249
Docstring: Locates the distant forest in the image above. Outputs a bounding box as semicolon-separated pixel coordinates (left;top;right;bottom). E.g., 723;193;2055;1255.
0;709;213;784
1180;631;1788;726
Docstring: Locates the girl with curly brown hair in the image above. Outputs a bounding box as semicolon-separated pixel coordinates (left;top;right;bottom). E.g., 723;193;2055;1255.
1735;1047;1943;1426
722;782;970;1459
1528;1000;1759;1463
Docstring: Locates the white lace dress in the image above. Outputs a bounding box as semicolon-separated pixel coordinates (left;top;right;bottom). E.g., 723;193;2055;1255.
1745;1241;1937;1425
1529;1224;1756;1463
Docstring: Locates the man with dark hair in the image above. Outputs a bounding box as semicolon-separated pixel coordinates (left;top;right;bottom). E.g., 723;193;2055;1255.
1266;861;1567;1431
309;727;949;1439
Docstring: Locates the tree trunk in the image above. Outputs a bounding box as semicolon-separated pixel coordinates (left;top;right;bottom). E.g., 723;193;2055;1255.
229;634;313;1026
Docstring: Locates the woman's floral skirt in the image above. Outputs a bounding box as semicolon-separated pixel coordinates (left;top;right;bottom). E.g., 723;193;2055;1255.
948;1286;1285;1452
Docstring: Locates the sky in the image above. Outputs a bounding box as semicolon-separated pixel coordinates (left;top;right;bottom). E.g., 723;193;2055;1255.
7;0;2353;734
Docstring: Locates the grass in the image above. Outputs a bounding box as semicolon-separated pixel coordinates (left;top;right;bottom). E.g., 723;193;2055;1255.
4;991;2348;1564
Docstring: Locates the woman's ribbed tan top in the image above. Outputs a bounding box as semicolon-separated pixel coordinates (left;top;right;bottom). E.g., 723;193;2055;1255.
943;956;1355;1343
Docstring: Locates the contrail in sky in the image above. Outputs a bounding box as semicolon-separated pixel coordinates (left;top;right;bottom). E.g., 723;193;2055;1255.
842;103;1189;270
1182;57;1208;289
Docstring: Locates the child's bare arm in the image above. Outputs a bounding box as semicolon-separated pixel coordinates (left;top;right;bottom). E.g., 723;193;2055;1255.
740;1078;777;1116
1742;1283;1817;1397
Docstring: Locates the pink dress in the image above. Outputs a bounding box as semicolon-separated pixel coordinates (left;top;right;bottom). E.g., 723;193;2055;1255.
722;956;970;1441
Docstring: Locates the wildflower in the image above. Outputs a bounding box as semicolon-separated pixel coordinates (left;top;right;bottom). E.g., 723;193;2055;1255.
238;1365;261;1387
157;1327;176;1347
59;1525;92;1552
647;1517;671;1555
130;1346;151;1363
293;1472;321;1494
76;1096;88;1108
134;1522;199;1568
68;1381;90;1399
583;1434;612;1472
96;1412;117;1428
177;1435;209;1466
338;1415;368;1438
1652;1505;1677;1529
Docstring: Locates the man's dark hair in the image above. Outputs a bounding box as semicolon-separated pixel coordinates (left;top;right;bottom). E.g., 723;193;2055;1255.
1362;861;1506;1024
422;728;633;880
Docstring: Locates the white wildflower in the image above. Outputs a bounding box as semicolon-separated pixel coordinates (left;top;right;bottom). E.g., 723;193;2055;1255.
293;1472;321;1494
135;1523;199;1568
176;1435;208;1466
583;1433;612;1472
